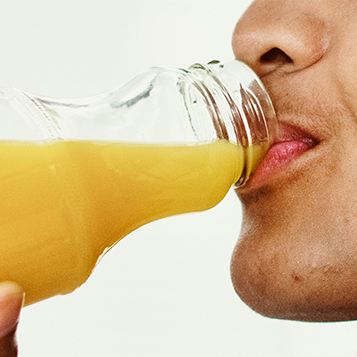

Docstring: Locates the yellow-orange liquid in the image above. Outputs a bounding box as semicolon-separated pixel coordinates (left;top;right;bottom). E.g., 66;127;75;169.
0;139;259;305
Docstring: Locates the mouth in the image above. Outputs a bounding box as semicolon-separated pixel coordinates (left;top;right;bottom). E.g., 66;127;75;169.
245;122;320;189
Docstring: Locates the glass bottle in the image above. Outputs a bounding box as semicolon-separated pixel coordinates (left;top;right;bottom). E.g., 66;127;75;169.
0;60;277;305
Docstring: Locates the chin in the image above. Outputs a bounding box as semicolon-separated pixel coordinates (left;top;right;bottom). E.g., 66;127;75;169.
230;215;357;323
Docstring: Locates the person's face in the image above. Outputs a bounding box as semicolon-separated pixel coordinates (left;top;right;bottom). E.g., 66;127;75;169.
230;0;357;322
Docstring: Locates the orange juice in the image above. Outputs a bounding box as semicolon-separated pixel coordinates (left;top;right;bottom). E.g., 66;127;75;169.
0;139;252;305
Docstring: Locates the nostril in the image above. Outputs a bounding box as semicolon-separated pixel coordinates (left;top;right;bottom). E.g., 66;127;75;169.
260;47;293;65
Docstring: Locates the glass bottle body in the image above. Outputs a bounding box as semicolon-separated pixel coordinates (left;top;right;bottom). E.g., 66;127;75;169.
0;60;277;304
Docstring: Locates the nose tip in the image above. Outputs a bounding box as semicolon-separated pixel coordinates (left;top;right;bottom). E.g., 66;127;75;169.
232;1;330;77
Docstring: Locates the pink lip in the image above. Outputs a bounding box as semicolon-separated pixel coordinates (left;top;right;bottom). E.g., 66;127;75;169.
246;123;319;188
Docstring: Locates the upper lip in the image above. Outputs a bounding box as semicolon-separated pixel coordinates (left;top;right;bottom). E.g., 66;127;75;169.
273;121;320;148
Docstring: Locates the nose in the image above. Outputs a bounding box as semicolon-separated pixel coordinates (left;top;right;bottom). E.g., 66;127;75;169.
232;0;330;77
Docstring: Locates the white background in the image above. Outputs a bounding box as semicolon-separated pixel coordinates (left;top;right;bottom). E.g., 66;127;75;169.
0;0;356;356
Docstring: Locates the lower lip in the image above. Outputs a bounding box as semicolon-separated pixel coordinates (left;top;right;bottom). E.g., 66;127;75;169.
246;140;316;188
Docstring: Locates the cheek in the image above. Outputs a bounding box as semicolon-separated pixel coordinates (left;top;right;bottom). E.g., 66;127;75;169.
332;38;357;121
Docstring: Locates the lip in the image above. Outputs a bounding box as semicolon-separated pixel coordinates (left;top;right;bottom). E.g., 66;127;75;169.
244;122;320;189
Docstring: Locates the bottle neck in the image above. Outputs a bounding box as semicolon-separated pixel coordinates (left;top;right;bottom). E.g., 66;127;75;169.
5;60;277;186
185;60;277;186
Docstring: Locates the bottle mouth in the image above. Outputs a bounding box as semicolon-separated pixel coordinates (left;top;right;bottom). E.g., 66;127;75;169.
187;60;278;186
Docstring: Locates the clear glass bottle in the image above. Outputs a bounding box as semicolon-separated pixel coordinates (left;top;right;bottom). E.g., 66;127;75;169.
0;60;277;305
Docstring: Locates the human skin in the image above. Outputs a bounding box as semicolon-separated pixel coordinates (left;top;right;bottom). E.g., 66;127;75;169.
230;0;357;322
0;282;23;357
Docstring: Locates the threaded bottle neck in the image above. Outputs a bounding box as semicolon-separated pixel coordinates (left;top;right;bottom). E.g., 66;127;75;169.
185;60;277;186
